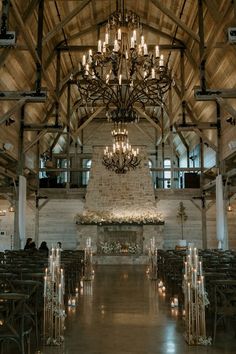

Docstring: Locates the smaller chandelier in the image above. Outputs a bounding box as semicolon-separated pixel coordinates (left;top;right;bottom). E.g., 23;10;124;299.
102;125;141;174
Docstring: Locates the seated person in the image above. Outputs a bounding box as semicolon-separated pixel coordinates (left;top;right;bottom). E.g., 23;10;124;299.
39;241;49;256
24;237;32;250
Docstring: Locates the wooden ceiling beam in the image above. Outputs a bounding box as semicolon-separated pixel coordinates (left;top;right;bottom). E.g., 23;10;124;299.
215;97;236;120
174;84;217;151
134;123;156;145
203;0;221;23
0;0;39;68
0;99;26;125
142;22;184;46
150;0;200;43
173;123;189;150
133;106;162;135
11;1;56;96
24;130;48;153
72;106;104;138
42;0;91;45
58;44;185;52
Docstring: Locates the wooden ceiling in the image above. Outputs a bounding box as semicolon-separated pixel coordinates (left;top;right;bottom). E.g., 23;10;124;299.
0;0;236;179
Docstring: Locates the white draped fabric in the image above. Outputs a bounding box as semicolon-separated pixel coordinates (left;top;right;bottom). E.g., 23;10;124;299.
216;174;228;249
19;175;26;249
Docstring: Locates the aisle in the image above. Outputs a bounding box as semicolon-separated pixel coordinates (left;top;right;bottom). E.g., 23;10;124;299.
43;265;236;354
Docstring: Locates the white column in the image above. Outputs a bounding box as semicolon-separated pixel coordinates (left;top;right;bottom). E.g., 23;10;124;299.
216;174;228;249
18;175;26;249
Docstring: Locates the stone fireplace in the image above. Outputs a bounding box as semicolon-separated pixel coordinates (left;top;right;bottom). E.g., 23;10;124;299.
75;146;164;264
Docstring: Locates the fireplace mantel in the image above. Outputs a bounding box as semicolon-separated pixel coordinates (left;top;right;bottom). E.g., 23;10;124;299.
76;222;164;264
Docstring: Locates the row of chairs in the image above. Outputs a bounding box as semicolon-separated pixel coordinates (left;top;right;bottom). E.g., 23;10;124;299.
0;249;84;353
156;249;236;343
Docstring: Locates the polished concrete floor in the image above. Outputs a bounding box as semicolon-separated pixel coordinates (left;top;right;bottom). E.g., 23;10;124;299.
42;265;236;354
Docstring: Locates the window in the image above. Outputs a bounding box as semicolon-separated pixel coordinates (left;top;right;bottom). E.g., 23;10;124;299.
39;158;47;179
57;159;69;184
82;159;92;186
164;158;171;188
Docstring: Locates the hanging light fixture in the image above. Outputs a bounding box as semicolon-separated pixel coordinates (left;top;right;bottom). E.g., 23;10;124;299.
77;5;172;120
0;209;6;216
226;181;233;212
77;2;172;174
227;201;233;212
8;205;15;212
102;123;141;174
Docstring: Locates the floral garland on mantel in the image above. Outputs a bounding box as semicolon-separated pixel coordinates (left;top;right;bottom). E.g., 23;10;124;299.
75;211;164;225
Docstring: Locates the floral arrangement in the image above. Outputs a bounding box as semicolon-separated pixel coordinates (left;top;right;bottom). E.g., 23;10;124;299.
98;241;141;255
75;210;164;225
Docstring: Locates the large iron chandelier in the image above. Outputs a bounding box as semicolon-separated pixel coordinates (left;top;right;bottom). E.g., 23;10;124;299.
102;124;141;174
77;7;172;119
77;3;172;174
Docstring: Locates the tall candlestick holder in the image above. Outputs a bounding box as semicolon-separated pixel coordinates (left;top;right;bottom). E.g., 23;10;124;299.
183;247;211;345
84;237;93;281
148;238;157;280
43;247;66;345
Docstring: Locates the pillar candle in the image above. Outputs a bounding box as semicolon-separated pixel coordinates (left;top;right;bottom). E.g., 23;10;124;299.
61;269;64;293
117;28;121;40
187;282;191;301
97;40;102;53
151;68;155;79
130;36;135;49
105;32;109;45
52;262;55;282
143;43;148;56
199;261;202;276
155;45;160;58
174;297;178;307
141;35;145;47
114;39;119;52
184;261;187;275
85;64;89;76
58;283;62;304
44;276;47;296
133;30;136;41
159;54;164;67
201;276;204;294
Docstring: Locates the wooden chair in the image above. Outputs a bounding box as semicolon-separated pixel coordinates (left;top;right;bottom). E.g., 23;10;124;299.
211;279;236;342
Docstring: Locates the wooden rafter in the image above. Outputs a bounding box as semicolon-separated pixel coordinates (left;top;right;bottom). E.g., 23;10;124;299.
203;0;221;23
173;85;217;151
215;97;236;120
23;130;48;153
42;0;91;45
150;0;200;42
173;123;189;150
0;99;26;125
0;0;39;68
11;0;56;96
133;106;162;135
72;106;104;139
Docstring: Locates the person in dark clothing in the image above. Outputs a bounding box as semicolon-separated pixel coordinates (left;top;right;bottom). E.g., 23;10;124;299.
24;237;32;250
39;241;49;256
28;241;38;253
